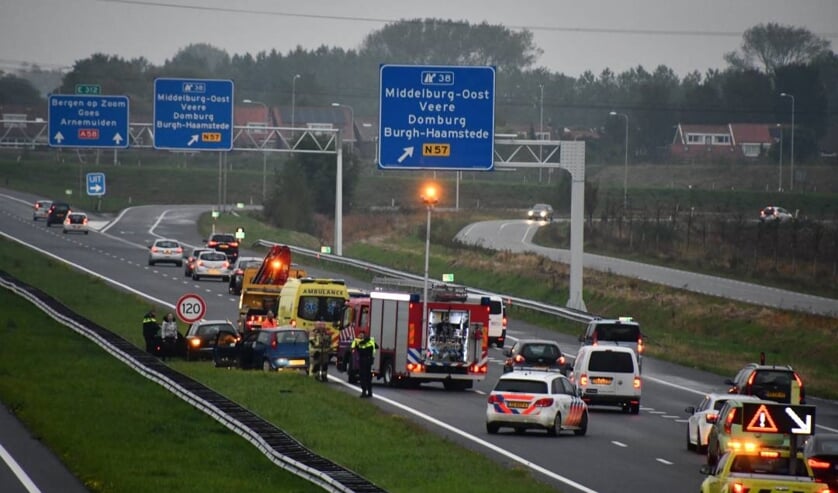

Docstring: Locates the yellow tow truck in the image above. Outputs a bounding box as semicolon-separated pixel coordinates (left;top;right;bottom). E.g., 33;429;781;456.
700;449;830;493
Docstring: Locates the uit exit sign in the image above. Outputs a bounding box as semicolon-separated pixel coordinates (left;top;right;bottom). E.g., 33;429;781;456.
75;84;102;95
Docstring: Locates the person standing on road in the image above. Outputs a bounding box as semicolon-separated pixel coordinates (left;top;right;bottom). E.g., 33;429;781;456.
309;322;332;382
351;331;377;398
142;309;160;354
159;312;178;360
262;310;277;328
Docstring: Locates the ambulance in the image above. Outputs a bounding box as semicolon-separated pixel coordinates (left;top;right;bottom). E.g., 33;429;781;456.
276;277;349;351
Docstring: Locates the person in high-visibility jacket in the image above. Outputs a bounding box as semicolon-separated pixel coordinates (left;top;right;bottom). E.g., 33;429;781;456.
309;322;332;382
351;331;377;398
142;309;160;354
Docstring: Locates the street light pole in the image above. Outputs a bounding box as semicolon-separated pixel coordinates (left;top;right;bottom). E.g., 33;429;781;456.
291;74;301;138
420;184;439;348
539;84;544;183
610;111;629;211
777;123;783;191
242;98;269;202
780;92;795;191
331;102;355;153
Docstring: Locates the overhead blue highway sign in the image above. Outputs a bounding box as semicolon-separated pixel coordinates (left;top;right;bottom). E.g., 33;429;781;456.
153;78;234;151
378;64;495;171
86;172;106;196
48;95;129;148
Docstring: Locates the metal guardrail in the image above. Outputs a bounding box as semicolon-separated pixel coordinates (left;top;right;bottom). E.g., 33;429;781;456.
255;240;595;324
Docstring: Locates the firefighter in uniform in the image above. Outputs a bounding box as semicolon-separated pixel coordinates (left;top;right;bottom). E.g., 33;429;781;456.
142;309;160;354
351;331;377;398
309;322;332;382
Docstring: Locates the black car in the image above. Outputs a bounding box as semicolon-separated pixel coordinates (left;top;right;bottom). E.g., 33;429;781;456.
184;320;239;361
724;362;805;405
205;233;239;262
228;256;263;295
803;434;838;491
46;202;71;227
502;339;567;374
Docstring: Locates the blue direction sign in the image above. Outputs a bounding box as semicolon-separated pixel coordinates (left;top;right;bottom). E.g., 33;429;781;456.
48;95;129;148
153;78;234;151
378;64;495;170
86;172;106;196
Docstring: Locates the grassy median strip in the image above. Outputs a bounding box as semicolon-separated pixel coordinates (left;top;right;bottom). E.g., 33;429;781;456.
0;238;562;493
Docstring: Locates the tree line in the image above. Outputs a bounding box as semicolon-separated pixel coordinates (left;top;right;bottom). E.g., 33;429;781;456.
2;19;836;164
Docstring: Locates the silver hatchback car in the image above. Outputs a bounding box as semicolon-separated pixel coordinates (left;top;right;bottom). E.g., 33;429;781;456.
192;251;231;281
148;239;184;267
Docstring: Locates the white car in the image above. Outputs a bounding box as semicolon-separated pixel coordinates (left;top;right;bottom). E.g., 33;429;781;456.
148;238;184;267
62;212;89;234
684;393;761;454
486;369;588;436
759;206;793;222
192;251;231;282
33;200;52;221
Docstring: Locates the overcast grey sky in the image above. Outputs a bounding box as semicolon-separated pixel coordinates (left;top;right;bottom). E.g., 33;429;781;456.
2;0;836;77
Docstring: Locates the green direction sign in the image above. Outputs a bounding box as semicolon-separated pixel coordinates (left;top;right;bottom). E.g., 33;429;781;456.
442;273;454;282
75;84;101;95
235;227;245;240
320;246;332;254
211;210;220;218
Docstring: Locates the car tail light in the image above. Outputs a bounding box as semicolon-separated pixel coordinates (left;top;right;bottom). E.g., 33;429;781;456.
705;412;718;424
270;334;277;349
808;458;831;469
637;337;644;354
633;376;641;389
469;363;487;374
488;394;501;404
407;362;425;373
731;482;750;493
746;370;756;389
579;373;588;386
558;355;566;366
34;203;40;209
197;261;204;267
513;354;525;364
151;246;159;253
724;408;736;434
815;485;830;493
208;240;218;247
235;269;243;275
64;218;70;224
82;217;88;225
794;372;805;403
290;319;296;327
502;314;507;328
534;398;554;407
176;247;183;254
188;338;201;348
230;242;238;247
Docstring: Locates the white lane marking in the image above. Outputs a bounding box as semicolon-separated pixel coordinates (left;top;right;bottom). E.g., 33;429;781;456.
612;441;628;448
0;444;42;493
648;411;665;415
674;419;689;423
662;415;680;419
656;458;673;465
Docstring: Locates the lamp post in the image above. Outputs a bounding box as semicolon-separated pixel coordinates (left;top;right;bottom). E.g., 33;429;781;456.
777;123;783;191
780;92;795;191
331;102;355;152
609;111;629;211
291;74;301;138
242;98;269;202
539;84;544;183
420;183;440;346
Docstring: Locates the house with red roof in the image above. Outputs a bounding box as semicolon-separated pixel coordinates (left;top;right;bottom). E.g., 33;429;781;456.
670;123;776;162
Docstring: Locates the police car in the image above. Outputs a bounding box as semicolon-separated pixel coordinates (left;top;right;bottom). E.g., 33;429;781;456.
486;368;588;436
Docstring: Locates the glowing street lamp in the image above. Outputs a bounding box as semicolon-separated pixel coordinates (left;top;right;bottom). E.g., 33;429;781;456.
421;183;440;339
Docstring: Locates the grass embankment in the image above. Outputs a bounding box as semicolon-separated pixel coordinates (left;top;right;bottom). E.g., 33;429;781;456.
0;239;561;493
206;212;838;401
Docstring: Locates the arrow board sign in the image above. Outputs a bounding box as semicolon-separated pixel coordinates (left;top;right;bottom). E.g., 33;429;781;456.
742;402;816;435
153;78;234;151
48;95;129;148
378;64;495;171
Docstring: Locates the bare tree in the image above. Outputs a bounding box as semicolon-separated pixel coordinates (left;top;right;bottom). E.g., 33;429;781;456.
724;23;831;74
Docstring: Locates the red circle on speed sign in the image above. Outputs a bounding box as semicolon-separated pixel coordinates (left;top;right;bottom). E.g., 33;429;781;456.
176;293;206;324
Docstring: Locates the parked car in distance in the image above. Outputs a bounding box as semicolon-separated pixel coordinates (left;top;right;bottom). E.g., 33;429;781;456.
228;256;263;295
191;251;231;282
46;202;71;227
502;339;567;374
33;200;52;221
760;206;793;222
184;320;238;361
205;233;239;262
148;239;184;266
184;248;211;277
214;327;309;372
803;434;838;491
725;362;805;405
685;393;761;454
527;203;554;221
62;212;89;234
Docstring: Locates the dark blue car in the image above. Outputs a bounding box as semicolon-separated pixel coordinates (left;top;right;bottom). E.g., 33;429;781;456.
215;327;309;373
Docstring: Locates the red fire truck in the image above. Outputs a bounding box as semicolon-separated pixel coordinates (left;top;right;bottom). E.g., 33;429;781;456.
336;290;491;390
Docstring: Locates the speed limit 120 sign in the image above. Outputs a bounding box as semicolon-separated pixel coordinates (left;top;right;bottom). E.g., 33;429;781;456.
176;293;206;324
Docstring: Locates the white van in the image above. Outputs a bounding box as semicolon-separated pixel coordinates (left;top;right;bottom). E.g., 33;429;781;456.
467;294;507;348
571;345;641;414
